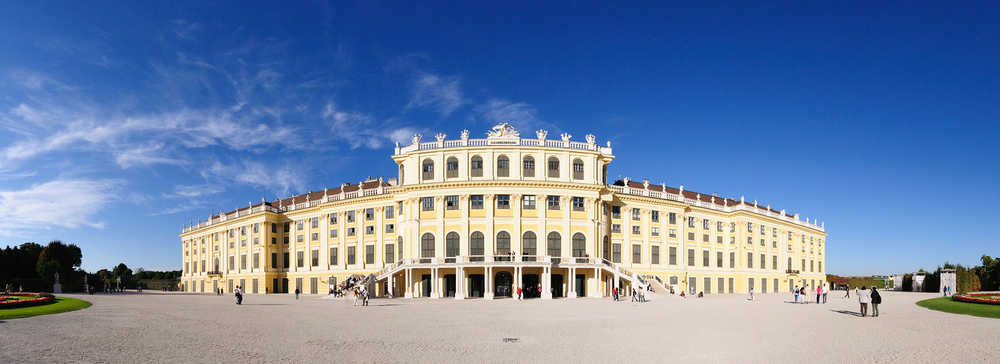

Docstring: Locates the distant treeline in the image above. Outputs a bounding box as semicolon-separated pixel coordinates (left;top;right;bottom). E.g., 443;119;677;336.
906;256;999;293
2;240;181;293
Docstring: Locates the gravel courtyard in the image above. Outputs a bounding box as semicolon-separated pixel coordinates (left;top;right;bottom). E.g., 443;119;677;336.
1;290;995;363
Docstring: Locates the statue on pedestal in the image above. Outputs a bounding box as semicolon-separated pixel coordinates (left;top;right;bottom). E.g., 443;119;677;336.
53;272;62;294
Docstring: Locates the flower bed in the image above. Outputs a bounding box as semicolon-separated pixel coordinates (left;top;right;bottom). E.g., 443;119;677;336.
0;293;56;309
952;292;1000;305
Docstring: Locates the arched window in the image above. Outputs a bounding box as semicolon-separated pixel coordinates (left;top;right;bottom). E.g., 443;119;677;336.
397;236;403;260
497;155;510;177
422;159;434;181
547;157;560;178
523;156;535;177
421;233;435;258
470;156;484;177
523;231;537;261
547;232;561;257
496;231;511;254
470;231;485;261
572;233;586;257
446;232;460;256
446;157;459;178
572;158;584;180
602;236;610;260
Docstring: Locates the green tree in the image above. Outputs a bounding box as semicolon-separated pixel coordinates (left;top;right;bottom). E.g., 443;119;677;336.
981;255;999;291
35;240;83;291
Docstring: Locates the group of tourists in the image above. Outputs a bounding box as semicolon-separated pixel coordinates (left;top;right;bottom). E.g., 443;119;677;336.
353;286;369;306
857;286;882;317
234;285;243;305
791;285;829;304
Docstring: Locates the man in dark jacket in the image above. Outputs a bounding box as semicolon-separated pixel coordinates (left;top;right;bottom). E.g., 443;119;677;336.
871;287;882;317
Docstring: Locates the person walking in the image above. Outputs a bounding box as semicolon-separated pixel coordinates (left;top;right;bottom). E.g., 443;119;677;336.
855;286;859;297
362;287;370;306
871;287;881;317
517;286;522;301
294;288;300;300
844;285;850;298
816;285;822;304
631;288;638;302
235;286;243;305
794;285;799;303
858;285;870;317
353;287;359;306
822;284;828;304
749;287;755;301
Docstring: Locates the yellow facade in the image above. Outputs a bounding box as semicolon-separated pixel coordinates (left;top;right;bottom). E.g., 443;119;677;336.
180;124;827;298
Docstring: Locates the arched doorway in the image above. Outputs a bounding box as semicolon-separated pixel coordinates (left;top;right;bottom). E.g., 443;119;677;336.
495;271;513;298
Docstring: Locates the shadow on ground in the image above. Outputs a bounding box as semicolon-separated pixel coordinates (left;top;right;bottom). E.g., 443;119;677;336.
831;310;861;317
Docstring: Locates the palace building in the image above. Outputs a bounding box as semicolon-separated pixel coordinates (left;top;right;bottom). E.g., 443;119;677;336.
179;124;827;299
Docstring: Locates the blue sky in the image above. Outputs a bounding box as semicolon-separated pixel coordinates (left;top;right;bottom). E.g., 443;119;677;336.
0;2;996;274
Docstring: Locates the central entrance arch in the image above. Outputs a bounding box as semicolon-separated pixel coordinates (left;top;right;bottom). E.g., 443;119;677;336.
495;271;513;298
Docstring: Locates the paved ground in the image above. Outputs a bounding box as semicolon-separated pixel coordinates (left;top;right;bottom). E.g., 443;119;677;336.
0;290;995;363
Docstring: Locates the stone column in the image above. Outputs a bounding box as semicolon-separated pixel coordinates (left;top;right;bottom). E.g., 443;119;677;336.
431;267;439;299
455;267;465;299
485;266;494;299
542;266;552;299
405;268;413;298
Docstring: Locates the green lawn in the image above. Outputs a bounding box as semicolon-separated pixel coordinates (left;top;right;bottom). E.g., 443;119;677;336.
916;297;1000;319
0;296;92;320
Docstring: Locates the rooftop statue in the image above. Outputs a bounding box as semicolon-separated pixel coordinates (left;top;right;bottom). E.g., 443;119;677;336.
486;123;519;138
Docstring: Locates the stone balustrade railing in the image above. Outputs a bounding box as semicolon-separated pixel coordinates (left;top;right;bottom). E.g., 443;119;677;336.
607;185;824;232
395;138;612;155
182;185;397;233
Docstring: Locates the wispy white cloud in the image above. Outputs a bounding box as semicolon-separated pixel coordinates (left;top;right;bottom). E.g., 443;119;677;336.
407;73;466;116
201;159;304;197
475;98;560;135
0;179;118;235
115;142;187;169
168;184;225;198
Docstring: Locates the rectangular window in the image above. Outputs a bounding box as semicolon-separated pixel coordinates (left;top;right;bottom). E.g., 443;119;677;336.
497;158;509;177
523;159;535;177
471;159;483;177
703;250;709;267
788;231;793;240
747;237;753;245
228;256;234;270
310;233;317;241
772;255;778;270
422;197;434;211
385;224;395;233
385;244;394;263
253;223;259;234
296;251;303;267
253;253;259;269
365;245;374;264
253;237;260;245
330;229;338;238
547;159;559;178
632;208;641;221
296;235;303;243
703;219;709;230
241;226;246;236
347;246;356;265
651;227;660;236
311;249;319;266
717;251;723;268
669;247;677;265
330;213;338;225
611;206;621;219
717;236;723;244
547;196;560;210
668;229;677;238
688;232;695;241
385;205;394;219
687;249;695;266
522;195;536;209
760;254;766;269
311;218;318;229
470;195;484;209
611;224;621;233
297;220;304;231
772;228;778;238
271;237;276;245
651;246;660;265
651;211;659;222
631;225;641;235
703;234;709;242
283;252;289;268
241;255;247;269
365;226;374;235
347;227;355;237
747;252;753;269
688;217;695;228
446;195;459;210
760;238;765;246
241;239;247;247
612;243;621;263
730;252;735;268
668;212;676;225
271;253;277;268
632;244;641;264
571;197;584;211
283;236;289;245
717;221;723;232
329;247;338;265
447;159;458;178
498;195;511;209
365;208;374;221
